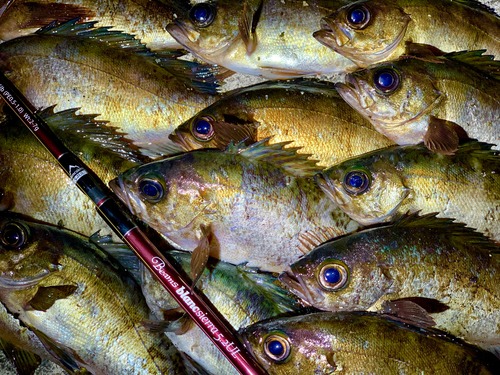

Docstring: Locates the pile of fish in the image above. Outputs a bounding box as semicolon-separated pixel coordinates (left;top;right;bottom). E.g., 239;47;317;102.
0;0;500;374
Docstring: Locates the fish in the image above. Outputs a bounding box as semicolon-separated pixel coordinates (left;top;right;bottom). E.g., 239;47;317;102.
315;141;500;242
240;311;500;374
0;106;142;241
170;80;395;168
0;19;220;157
111;248;300;375
0;211;187;374
0;0;190;50
335;51;500;154
280;213;500;354
166;0;358;79
314;0;500;68
109;140;359;273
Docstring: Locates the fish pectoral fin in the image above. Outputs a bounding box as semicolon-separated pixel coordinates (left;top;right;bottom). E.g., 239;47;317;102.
0;336;41;375
298;227;345;254
141;314;194;335
239;0;263;55
404;42;446;62
27;285;78;312
31;328;89;374
380;299;436;329
389;297;450;314
191;224;219;288
424;117;467;155
210;117;259;149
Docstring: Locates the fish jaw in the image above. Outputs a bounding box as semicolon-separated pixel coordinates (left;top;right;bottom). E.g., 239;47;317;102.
169;128;203;152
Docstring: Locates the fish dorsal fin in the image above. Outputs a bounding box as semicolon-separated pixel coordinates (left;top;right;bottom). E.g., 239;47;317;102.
227;139;320;176
0;337;41;375
36;106;143;163
36;19;152;55
394;212;500;253
444;50;500;80
298;227;345;254
453;0;498;16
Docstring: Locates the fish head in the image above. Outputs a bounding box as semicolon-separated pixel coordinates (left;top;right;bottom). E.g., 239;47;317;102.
169;101;258;152
166;1;244;63
0;213;61;290
109;154;215;249
316;154;411;226
280;235;394;312
240;316;338;374
335;60;441;139
314;0;411;67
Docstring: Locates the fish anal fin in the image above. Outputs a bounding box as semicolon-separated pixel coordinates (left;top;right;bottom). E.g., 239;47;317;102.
298;227;344;254
381;299;436;329
0;337;41;375
424;116;467;155
239;0;262;55
27;285;77;312
191;224;219;288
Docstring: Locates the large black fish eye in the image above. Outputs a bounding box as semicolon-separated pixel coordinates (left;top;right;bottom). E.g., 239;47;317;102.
373;68;400;94
318;262;349;291
189;3;216;28
192;115;215;141
264;334;291;363
1;222;28;249
138;177;165;202
346;5;370;29
343;170;371;195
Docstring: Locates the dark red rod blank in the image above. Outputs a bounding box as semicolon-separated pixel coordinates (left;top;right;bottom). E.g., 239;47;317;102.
0;71;267;375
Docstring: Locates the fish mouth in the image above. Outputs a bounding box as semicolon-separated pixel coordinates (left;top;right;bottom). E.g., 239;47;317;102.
166;21;201;52
279;270;324;307
335;74;375;111
314;16;353;49
168;129;202;152
109;176;135;215
315;173;351;208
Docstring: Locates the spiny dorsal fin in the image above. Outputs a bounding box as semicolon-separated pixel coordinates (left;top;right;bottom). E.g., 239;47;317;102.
394;212;500;253
456;139;500;163
36;19;152;56
227;138;321;177
444;50;500;80
453;0;499;17
0;337;41;375
37;106;143;163
297;227;345;254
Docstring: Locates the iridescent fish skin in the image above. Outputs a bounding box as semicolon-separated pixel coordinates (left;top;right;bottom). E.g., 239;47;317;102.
315;0;500;68
282;214;500;354
0;212;186;374
166;0;358;79
171;80;395;168
335;52;500;152
0;0;189;50
140;250;300;375
0;21;218;157
240;311;500;375
110;141;358;272
0;108;140;240
317;141;500;242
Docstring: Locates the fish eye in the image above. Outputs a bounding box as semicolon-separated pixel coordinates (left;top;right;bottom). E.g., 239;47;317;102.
373;68;400;94
1;222;28;249
189;3;216;28
138;177;165;202
343;170;371;195
192;115;215;141
318;262;349;291
264;334;291;363
346;5;370;29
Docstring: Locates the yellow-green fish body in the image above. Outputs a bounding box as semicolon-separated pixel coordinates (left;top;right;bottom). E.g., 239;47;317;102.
0;212;186;374
240;311;500;374
171;81;395;168
315;0;500;68
0;20;219;157
0;0;189;50
335;52;500;153
167;0;358;79
282;214;500;354
110;141;359;272
317;141;500;242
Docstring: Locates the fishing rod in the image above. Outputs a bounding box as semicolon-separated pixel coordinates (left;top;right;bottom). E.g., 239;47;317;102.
0;71;267;375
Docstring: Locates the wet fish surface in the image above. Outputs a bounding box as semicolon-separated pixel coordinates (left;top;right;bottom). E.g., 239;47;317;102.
166;0;358;79
110;140;359;272
335;51;500;154
171;80;395;168
281;213;500;353
315;0;500;68
240;311;500;374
